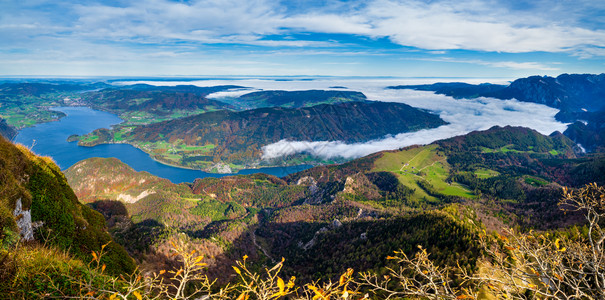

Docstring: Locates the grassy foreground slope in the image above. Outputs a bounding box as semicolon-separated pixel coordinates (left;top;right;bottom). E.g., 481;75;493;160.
0;136;135;297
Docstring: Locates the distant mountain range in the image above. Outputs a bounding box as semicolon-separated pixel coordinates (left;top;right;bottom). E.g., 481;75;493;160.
232;90;367;109
79;88;371;124
120;83;245;95
82;89;233;113
0;82;109;98
389;73;605;151
389;82;508;99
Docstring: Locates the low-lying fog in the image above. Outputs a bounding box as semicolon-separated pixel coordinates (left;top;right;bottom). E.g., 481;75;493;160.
120;77;568;160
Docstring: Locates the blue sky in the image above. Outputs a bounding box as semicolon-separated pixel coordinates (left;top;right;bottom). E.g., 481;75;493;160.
1;0;605;77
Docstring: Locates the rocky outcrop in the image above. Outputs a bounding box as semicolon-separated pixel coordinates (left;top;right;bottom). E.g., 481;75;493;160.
0;118;16;140
296;176;317;186
298;176;325;205
299;218;344;251
210;162;233;174
13;198;35;241
342;173;382;200
343;176;355;193
117;190;155;203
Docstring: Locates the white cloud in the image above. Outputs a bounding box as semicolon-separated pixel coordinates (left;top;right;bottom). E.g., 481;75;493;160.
262;90;568;160
353;0;605;54
71;0;284;44
281;14;373;35
206;88;260;99
419;57;560;71
2;0;605;76
5;0;603;56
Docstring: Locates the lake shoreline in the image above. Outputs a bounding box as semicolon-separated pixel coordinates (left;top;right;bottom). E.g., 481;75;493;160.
15;106;312;183
80;138;317;175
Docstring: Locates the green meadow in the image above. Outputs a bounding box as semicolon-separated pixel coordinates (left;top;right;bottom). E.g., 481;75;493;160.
373;144;476;203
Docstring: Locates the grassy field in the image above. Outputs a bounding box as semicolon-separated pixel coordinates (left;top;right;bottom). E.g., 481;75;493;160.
474;168;500;179
79;134;99;144
480;144;543;154
132;139;217;168
118;108;219;125
524;176;549;187
373;144;476;202
1;104;65;128
0;93;75;128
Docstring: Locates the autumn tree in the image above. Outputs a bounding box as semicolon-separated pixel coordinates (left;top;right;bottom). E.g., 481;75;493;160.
359;183;605;299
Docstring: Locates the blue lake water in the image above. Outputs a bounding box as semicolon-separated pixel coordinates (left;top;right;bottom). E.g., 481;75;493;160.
15;107;312;183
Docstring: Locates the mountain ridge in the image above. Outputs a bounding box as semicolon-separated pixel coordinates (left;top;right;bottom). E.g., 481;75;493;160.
389;73;605;152
231;89;368;109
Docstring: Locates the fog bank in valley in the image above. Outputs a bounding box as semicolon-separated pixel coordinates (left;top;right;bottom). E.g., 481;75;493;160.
122;78;568;160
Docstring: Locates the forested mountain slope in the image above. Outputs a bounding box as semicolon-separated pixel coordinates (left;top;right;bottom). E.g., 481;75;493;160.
232;90;367;109
77;101;446;170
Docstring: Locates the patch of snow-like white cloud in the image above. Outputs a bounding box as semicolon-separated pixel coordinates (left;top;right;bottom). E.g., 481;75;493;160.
261;90;568;160
206;88;260;99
